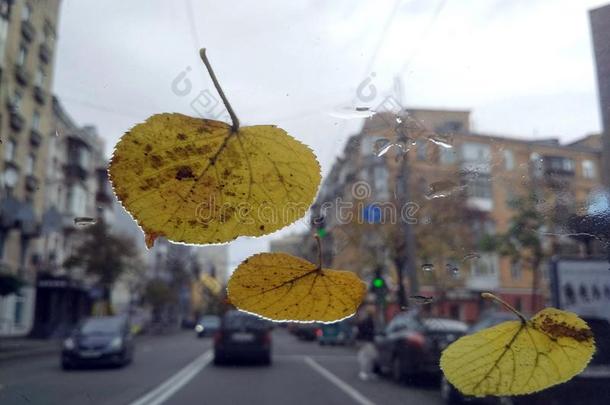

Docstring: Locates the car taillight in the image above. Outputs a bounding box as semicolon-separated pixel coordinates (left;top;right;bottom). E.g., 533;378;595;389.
263;331;271;345
315;328;322;337
405;332;426;348
214;331;222;344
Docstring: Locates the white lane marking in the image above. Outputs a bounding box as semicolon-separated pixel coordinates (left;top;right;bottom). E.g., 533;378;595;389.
128;350;212;405
304;356;376;405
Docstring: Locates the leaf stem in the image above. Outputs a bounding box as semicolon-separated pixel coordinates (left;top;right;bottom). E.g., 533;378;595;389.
482;292;527;323
314;234;322;270
199;48;240;132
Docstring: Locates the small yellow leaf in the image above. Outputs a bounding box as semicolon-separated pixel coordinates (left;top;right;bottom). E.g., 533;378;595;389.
108;113;320;247
440;307;595;397
227;253;366;323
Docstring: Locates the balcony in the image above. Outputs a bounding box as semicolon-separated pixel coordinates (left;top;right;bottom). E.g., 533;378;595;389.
21;20;35;42
30;129;42;147
15;64;30;86
9;112;24;131
63;163;88;180
39;43;51;64
33;86;46;104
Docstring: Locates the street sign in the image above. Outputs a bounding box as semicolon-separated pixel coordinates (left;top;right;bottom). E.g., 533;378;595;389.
549;258;610;321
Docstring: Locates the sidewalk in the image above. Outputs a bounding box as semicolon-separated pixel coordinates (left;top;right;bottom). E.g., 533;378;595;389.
0;337;61;362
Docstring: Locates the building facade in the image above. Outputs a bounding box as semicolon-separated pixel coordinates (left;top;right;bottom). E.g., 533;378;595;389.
0;0;61;336
312;109;604;323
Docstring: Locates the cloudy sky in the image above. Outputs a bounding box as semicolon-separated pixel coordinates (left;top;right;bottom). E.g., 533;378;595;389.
53;0;609;269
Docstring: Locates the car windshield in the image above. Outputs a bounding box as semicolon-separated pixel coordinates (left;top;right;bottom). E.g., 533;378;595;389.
1;2;609;405
79;318;123;335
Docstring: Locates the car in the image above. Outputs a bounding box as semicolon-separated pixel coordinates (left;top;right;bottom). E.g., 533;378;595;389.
195;315;221;338
291;322;321;341
213;310;272;365
374;312;468;384
441;315;610;405
318;320;356;346
61;316;135;370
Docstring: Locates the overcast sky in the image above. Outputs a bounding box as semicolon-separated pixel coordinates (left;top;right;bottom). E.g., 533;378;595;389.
53;0;609;269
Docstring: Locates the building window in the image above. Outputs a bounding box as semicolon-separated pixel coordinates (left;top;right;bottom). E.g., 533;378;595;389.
32;110;40;130
17;44;27;66
462;142;490;162
26;153;35;175
360;136;375;156
4;139;16;161
67;184;87;217
416;139;427;161
510;260;522;280
11;90;22;111
503;149;514;170
530;152;543;178
21;3;32;22
35;68;45;86
371;165;389;199
582;160;596;179
465;175;493;199
439;147;456;164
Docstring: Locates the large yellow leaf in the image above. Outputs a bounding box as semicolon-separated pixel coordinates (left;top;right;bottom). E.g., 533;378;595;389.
440;306;595;397
108;113;320;247
227;253;366;323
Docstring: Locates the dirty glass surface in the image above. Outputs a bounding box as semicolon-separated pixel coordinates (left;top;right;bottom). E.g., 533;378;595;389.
0;1;609;405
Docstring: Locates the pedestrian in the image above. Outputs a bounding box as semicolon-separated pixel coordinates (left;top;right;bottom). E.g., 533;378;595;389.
357;312;379;381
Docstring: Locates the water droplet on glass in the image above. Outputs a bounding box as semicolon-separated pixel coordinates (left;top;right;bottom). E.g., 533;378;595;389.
424;180;467;200
409;295;435;305
446;264;459;277
396;116;403;123
427;134;453;149
376;143;394;157
422;263;434;272
462;252;481;261
74;217;97;227
55;129;61;137
329;105;376;120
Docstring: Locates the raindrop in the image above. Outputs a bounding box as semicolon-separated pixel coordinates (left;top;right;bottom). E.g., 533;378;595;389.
329;105;376;120
422;263;434;272
409;295;435;305
446;264;459;277
462;252;481;262
55;129;61;137
74;217;97;227
427;134;453;149
424;180;467;200
376;143;394;157
396;116;403;123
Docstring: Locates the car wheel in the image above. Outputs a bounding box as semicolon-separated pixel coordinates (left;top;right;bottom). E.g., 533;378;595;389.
61;360;72;371
391;356;407;384
441;375;464;405
213;352;225;366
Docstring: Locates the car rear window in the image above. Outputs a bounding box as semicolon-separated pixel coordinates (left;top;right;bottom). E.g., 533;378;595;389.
223;312;268;330
423;319;468;333
80;317;123;334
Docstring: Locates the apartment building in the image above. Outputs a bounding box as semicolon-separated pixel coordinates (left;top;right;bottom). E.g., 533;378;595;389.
311;109;603;323
0;0;61;336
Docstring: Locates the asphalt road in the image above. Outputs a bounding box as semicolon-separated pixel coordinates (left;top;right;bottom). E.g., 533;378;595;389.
0;329;443;405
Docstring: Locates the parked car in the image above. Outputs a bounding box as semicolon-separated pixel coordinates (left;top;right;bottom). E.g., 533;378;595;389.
441;315;610;405
213;310;272;365
318;320;356;346
195;315;221;338
375;312;467;383
292;322;320;341
61;316;135;370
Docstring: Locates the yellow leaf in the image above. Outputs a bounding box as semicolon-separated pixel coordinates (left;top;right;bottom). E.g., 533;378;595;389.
440;305;595;397
227;252;366;323
108;113;320;247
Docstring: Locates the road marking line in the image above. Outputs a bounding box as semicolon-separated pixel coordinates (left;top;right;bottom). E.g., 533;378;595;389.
128;350;212;405
304;356;376;405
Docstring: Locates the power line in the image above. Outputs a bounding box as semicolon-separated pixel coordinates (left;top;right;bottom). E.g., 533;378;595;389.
363;0;403;76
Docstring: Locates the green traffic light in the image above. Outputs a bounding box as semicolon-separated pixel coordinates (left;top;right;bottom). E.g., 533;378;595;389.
373;278;384;288
316;228;328;238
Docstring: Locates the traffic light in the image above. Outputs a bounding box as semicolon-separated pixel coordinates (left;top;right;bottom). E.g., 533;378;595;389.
370;267;387;292
372;276;385;289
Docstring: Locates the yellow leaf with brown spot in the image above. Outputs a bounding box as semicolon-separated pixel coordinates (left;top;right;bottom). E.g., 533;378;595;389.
227;253;366;323
440;307;596;397
108;113;320;247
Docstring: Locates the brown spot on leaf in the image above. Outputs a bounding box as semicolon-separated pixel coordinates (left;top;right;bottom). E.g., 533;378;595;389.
175;166;195;180
144;144;153;152
150;154;163;168
536;316;594;342
177;133;187;140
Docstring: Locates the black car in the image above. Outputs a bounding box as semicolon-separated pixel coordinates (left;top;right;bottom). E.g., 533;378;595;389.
61;316;135;370
195;315;221;338
375;312;467;383
214;310;272;365
441;315;610;405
